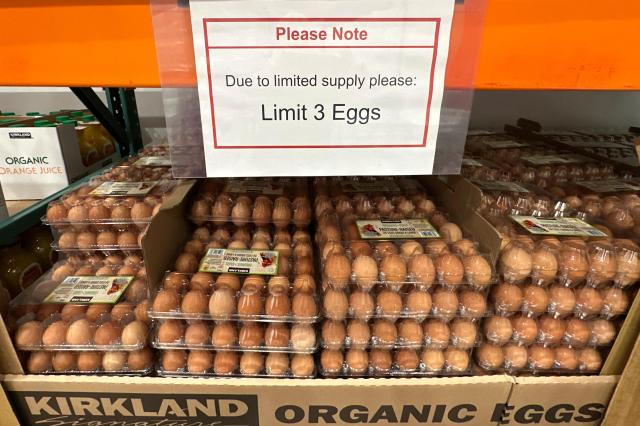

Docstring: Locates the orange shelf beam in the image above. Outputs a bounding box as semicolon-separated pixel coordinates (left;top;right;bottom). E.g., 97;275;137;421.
0;0;638;90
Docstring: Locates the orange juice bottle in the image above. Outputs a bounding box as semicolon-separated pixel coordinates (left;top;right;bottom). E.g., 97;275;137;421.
81;114;116;158
62;119;99;166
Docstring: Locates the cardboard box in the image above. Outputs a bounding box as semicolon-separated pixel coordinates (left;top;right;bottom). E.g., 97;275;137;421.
0;118;119;200
0;381;20;426
602;334;640;426
2;375;512;426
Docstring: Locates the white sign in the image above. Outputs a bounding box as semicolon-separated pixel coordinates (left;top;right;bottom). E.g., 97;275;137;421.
0;128;69;199
190;0;455;176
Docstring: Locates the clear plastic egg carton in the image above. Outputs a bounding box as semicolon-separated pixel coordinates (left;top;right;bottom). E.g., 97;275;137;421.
321;284;489;323
156;350;316;378
138;143;170;157
99;164;174;182
23;349;154;375
43;182;171;227
50;224;146;253
319;347;474;377
174;226;314;278
189;178;312;228
320;317;481;350
460;158;506;181
474;342;605;375
149;271;320;323
480;314;618;349
490;281;632;320
474;181;559;219
120;153;173;168
498;238;640;289
321;239;497;292
152;319;318;353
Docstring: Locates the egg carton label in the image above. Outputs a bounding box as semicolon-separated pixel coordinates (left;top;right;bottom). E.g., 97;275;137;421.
482;140;527;149
356;219;440;239
89;181;158;196
510;216;608;237
521;154;589;165
133;156;172;167
43;276;133;304
575;179;640;193
199;248;280;275
471;180;530;193
223;179;285;195
339;180;401;193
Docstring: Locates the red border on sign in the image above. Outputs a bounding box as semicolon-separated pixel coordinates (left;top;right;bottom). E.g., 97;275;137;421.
203;18;441;149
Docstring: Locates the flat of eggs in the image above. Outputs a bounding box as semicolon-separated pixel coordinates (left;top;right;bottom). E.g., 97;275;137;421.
52;225;146;252
157;350;315;378
319;347;473;376
150;272;319;323
25;348;154;374
153;320;317;353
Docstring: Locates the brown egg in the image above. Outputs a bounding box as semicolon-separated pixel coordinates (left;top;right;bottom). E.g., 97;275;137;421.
452;292;483;321
103;351;128;372
510;315;538;345
349;241;373;257
538;315;567;345
398;319;423;347
400;241;423;257
216;274;241;292
554;346;579;370
292;292;317;318
371;319;397;346
94;321;122;345
499;245;533;282
265;352;289;375
405;289;432;319
58;231;78;249
321;349;344;374
381;254;407;285
52;351;77;372
61;304;88;321
240;352;265;375
163;272;189;291
265;323;290;348
27;351;53;373
42;321;69;346
96;231;117;247
291;354;314;377
421;348;445;372
346;349;369;373
15;321;43;348
484;316;513;344
615;245;640;287
237;289;263;317
324;254;352;288
432;288;459;319
528;345;554;370
531;245;559;284
211;322;237;347
175;253;199;273
564;318;590;347
575;287;604;316
394;349;419;371
46;204;68;222
266;276;289;293
450;318;477;349
323;288;349;320
152;288;180;313
180;290;208;315
375;241;398;257
559;244;589;284
476;343;504;370
84;304;111;323
352;255;378;290
376;289;402;320
439;223;463;244
452;239;477;256
51;263;76;281
243;276;266;293
290;323;316;350
602;287;629;317
578;348;602;372
73;266;95;277
425;239;449;256
110;302;134;322
188;272;214;292
117;231;139;248
435;254;464;286
68;204;89;222
463;255;493;288
121;320;148;346
209;288;237;317
590;319;616;345
179;322;207;345
407;254;436;288
265;291;291;317
322;320;346;349
124;279;147;303
491;282;523;315
292;274;316;294
370;349;392;372
238;323;264;348
521;285;549;316
503;344;528;370
547;285;576;317
587;243;617;286
134;299;151;324
127;348;153;371
322;241;345;260
161;350;186;372
444;348;469;372
66;318;94;345
77;352;102;372
347;319;371;347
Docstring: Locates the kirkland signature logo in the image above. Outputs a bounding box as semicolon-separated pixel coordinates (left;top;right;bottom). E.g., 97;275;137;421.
10;391;259;426
8;132;32;139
